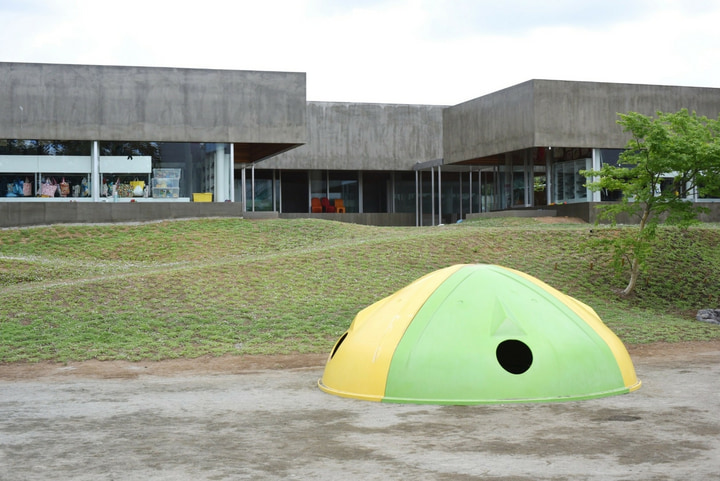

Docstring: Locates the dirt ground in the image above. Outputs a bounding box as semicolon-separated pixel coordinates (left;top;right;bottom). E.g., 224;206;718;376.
0;340;711;382
1;340;719;480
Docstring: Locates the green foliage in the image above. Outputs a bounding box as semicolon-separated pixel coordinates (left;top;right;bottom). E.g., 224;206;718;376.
581;109;720;295
0;218;718;363
584;109;720;225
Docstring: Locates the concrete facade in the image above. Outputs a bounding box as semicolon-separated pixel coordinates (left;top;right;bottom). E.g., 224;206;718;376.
0;201;246;227
261;102;445;171
443;79;720;163
0;62;306;146
0;202;417;228
278;212;416;226
553;202;720;225
443;81;536;163
1;62;719;226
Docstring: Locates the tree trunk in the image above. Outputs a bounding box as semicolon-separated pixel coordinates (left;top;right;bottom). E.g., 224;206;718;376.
621;204;651;297
622;257;640;296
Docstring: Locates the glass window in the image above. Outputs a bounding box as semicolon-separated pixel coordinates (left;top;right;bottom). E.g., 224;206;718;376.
463;171;481;214
596;149;625;201
599;149;624;167
476;169;498;212
280;170;308;213
247;169;275;211
0;139;91;156
363;172;390;213
441;172;462;214
310;171;326;200
393;171;416;213
512;169;526;206
0;139;94;198
329;171;358;213
553;158;590;204
0;140;231;201
418;170;438;215
101;141;190;199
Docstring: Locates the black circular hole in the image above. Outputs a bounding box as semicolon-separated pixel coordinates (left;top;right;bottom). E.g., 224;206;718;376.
496;339;533;374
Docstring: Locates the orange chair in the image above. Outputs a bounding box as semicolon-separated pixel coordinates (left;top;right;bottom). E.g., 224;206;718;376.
311;197;322;213
334;199;346;213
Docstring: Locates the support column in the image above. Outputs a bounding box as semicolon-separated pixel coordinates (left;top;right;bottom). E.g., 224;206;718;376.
390;172;396;213
418;171;423;226
459;171;463;219
229;143;235;203
525;150;532;207
241;166;247;212
251;164;256;212
546;148;553;206
431;167;435;226
591;149;602;202
91;141;100;201
469;170;473;215
478;171;482;213
415;170;419;227
438;165;442;225
504;153;512;209
214;144;230;202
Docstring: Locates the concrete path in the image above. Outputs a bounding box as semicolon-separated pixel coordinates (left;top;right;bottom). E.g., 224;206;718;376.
1;345;718;480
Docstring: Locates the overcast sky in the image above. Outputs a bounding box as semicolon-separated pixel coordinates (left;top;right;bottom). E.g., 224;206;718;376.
2;0;719;105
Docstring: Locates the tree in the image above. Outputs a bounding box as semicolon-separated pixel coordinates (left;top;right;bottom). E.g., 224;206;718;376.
582;109;720;296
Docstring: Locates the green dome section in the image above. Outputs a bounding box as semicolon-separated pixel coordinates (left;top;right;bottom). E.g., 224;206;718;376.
319;264;641;404
384;265;639;403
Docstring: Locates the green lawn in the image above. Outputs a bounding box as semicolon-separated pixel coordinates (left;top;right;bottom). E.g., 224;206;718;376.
1;217;718;362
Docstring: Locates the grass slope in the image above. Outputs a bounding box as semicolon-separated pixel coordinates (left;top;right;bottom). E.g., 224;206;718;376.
1;217;718;362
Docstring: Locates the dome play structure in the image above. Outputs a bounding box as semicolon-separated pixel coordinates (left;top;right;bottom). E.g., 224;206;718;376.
319;264;641;404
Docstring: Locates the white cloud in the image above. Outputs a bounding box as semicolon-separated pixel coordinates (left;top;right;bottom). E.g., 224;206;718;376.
1;0;719;105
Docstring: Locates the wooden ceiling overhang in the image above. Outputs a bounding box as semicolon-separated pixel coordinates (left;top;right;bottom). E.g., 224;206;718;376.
233;142;302;165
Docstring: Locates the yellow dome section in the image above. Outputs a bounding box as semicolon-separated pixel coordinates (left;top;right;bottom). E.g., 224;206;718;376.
318;265;465;401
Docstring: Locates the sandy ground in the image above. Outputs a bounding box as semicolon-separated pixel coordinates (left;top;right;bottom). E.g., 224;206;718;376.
1;340;719;481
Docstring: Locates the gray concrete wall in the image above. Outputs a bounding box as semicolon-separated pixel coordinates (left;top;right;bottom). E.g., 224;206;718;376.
279;212;416;226
533;80;720;149
553;201;720;224
444;80;720;163
0;202;249;228
262;102;445;171
0;62;306;144
443;81;536;164
465;209;558;221
0;202;415;227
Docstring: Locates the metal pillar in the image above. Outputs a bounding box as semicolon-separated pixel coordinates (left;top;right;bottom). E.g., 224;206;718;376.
437;165;442;225
431;167;435;226
468;170;472;215
240;166;247;212
251;164;255;211
546;148;553;206
229;144;235;203
91;141;100;201
415;170;419;227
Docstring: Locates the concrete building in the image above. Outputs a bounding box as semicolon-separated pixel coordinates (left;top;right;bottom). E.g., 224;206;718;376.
1;62;719;227
442;80;720;223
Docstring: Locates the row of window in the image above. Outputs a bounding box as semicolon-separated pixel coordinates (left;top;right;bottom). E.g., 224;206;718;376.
0;140;223;200
243;169;517;215
4;141;716;211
